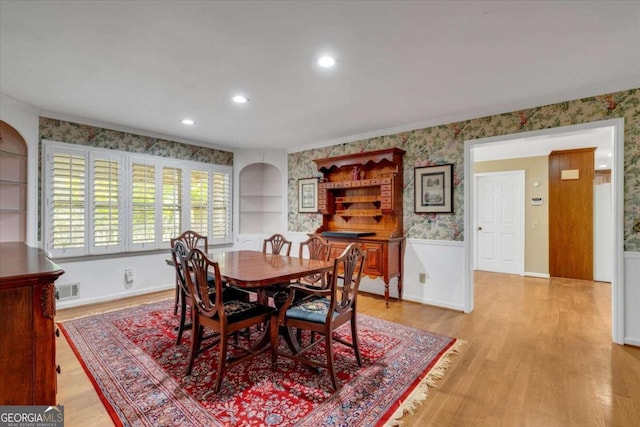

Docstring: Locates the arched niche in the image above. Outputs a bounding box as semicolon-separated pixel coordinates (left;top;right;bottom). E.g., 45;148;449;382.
0;120;28;242
239;163;283;234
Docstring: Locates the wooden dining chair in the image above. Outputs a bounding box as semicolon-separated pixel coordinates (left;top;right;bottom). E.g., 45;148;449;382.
295;235;331;288
171;230;208;315
171;240;250;345
182;248;276;393
262;233;292;256
256;233;293;302
271;242;366;390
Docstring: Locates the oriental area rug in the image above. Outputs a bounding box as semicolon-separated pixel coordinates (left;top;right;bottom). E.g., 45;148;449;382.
59;299;463;427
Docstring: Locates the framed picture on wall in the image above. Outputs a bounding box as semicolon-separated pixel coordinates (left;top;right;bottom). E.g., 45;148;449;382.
414;164;453;213
298;177;319;213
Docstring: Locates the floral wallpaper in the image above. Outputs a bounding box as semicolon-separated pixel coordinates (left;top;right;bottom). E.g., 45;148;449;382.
39;117;233;165
288;89;640;251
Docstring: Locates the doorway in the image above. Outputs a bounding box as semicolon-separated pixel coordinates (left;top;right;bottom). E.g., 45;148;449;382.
463;118;624;344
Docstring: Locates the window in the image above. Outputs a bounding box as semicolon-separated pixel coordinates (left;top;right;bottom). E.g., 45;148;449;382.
91;153;123;253
212;172;231;242
47;149;87;257
190;170;209;236
162;166;182;242
43;140;232;258
131;162;156;247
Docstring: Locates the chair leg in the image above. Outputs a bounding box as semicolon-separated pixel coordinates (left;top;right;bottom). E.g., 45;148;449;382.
186;321;201;376
214;332;228;393
176;298;188;345
350;318;362;366
173;279;180;315
325;333;339;390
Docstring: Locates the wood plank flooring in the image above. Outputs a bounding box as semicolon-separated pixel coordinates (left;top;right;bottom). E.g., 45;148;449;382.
56;271;640;426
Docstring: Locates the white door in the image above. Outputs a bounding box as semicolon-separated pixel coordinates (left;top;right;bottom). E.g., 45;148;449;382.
474;171;524;275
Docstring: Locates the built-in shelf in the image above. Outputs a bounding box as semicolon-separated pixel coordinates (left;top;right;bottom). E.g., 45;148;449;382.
0;149;27;158
0;120;28;243
239;163;284;234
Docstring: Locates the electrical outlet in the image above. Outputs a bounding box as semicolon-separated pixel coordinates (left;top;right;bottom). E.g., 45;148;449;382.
419;273;426;284
124;269;134;284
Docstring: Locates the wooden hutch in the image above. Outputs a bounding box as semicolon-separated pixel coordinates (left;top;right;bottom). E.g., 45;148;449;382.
0;242;64;404
312;148;405;305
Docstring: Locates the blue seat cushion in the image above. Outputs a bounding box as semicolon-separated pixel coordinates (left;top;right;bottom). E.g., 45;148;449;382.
286;297;338;324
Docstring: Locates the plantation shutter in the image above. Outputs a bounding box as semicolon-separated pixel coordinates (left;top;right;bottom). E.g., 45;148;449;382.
131;162;156;246
47;152;87;257
162;166;182;242
190;170;209;236
91;155;123;252
211;171;231;243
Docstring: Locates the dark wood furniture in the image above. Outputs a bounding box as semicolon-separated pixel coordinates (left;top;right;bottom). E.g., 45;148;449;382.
211;250;333;292
272;242;366;390
171;230;208;315
312;147;405;306
180;248;276;393
262;233;292;256
0;242;64;405
296;235;331;287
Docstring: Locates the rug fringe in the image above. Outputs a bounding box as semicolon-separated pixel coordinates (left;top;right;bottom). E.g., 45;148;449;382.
384;338;467;426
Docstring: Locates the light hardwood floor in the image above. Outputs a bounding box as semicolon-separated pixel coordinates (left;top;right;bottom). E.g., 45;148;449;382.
56;271;640;426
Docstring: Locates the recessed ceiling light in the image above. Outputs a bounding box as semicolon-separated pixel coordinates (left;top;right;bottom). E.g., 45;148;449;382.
181;118;194;125
318;56;336;68
232;95;249;104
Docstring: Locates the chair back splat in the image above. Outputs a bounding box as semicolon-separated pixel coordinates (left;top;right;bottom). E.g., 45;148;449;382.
170;230;208;315
262;233;292;256
296;235;331;288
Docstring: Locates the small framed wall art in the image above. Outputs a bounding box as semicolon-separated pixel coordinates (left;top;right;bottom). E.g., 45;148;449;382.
298;177;319;213
414;164;454;213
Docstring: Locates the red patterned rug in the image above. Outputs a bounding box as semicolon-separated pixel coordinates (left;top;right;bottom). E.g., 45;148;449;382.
60;299;463;426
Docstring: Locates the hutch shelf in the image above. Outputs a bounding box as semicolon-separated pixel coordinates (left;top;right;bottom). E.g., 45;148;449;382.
312;147;405;306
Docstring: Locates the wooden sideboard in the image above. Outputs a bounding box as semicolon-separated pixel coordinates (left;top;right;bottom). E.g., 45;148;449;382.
312;148;405;305
0;242;64;405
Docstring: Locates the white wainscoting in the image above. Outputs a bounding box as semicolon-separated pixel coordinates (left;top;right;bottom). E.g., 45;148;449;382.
54;244;235;309
624;251;640;346
55;252;175;309
281;234;466;311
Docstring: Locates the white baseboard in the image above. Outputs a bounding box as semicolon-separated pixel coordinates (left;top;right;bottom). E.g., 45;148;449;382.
524;272;550;279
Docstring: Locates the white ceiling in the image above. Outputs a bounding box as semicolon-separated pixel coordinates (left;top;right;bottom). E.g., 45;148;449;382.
1;1;639;152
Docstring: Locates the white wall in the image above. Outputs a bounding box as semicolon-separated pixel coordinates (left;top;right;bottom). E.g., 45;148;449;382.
624;252;640;346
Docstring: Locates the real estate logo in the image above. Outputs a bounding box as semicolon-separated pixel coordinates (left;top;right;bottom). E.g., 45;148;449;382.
0;405;64;427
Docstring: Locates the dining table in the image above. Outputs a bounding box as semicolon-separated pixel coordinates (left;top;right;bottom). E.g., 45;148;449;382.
167;249;334;355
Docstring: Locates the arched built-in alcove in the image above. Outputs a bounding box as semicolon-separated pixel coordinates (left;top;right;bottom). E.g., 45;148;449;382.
239;163;283;234
0;120;28;242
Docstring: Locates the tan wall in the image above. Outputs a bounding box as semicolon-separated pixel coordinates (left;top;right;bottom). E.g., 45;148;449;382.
474;156;549;275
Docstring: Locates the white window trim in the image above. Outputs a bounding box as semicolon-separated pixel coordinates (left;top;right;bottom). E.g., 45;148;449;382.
42;140;233;258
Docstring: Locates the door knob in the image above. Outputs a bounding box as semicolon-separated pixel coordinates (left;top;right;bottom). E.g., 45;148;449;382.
477;227;482;230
